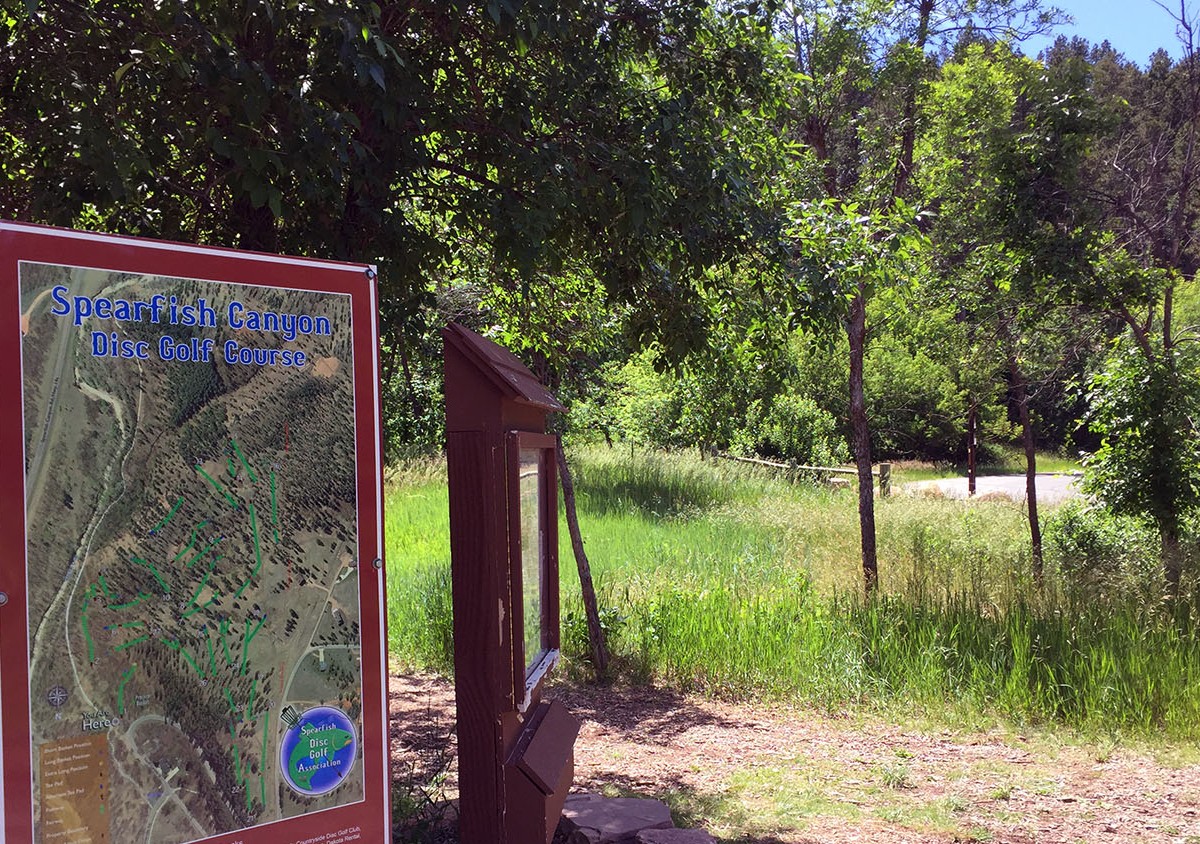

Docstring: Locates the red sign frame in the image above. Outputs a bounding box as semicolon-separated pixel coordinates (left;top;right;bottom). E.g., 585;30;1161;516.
0;221;390;844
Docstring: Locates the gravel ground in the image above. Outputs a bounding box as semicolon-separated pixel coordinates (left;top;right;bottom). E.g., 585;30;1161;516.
388;673;1200;843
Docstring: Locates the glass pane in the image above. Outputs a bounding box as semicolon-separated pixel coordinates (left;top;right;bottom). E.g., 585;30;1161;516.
518;448;543;671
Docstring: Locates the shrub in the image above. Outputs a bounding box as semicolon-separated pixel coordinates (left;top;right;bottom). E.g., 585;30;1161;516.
1042;500;1158;592
738;391;849;465
864;336;967;460
562;603;627;671
382;361;444;462
607;353;689;448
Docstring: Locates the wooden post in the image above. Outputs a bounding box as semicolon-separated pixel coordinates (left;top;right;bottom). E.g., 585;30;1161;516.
445;431;510;844
879;463;892;498
556;438;609;677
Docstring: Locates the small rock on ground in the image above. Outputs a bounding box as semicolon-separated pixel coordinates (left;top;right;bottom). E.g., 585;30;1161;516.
637;829;717;844
560;794;674;843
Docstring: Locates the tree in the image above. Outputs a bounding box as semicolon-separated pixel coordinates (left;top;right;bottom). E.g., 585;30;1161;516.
788;197;924;590
1052;3;1200;590
779;0;1059;592
917;37;1104;579
1075;13;1199;353
1;1;786;394
1083;338;1200;591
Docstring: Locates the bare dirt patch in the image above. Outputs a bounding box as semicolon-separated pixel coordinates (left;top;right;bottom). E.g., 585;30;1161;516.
312;356;341;378
388;673;1200;843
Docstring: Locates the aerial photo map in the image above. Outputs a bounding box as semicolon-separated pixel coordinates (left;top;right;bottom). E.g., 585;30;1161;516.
19;262;365;844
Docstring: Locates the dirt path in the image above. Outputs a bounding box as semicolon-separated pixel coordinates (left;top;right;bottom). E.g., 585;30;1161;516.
388;673;1200;843
905;473;1083;504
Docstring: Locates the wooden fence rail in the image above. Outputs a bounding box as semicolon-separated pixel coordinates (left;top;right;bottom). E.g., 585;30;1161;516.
707;448;891;498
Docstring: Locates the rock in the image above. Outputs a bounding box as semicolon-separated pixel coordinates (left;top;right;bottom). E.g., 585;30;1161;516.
637;829;717;844
559;794;675;844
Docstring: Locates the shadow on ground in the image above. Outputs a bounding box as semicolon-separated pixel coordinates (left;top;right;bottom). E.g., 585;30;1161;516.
553;681;746;745
389;675;823;843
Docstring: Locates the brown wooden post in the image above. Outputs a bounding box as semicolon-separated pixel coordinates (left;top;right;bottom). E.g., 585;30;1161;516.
444;325;579;844
879;463;892;498
556;440;608;676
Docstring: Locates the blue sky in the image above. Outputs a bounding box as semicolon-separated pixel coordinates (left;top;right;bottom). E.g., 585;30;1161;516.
1019;0;1189;64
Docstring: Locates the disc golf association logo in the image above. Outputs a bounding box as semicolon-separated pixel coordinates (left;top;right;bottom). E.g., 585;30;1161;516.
279;706;358;796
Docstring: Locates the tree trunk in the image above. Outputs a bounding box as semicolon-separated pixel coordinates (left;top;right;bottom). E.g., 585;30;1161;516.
398;340;422;422
1161;520;1183;595
230;195;279;253
556;439;609;677
967;399;978;497
892;0;935;200
1011;358;1043;582
1164;284;1175;351
847;287;878;594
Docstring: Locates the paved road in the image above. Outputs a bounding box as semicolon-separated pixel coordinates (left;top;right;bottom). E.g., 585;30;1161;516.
906;473;1083;504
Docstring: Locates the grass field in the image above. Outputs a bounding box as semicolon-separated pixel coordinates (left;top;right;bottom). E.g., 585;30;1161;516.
384;446;1200;742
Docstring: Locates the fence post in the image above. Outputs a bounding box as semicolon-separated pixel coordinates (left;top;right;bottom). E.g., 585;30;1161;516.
879;463;892;498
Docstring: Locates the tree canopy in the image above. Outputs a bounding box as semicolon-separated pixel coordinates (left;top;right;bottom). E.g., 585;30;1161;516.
5;0;1200;593
1;1;786;350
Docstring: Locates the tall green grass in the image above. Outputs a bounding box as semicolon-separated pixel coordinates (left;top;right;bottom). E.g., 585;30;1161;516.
385;446;1200;741
384;479;453;671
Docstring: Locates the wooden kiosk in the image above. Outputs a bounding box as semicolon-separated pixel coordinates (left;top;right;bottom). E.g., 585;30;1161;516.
444;324;580;844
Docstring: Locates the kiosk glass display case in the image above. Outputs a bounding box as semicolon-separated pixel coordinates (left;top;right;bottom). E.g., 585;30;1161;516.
510;432;560;709
519;447;544;669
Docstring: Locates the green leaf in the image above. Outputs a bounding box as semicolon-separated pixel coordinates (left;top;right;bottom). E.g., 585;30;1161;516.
114;61;136;87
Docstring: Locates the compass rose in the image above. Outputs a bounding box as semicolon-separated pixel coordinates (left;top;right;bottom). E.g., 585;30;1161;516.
46;685;68;708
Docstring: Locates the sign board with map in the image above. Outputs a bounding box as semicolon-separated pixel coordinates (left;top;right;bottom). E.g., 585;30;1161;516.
0;221;390;844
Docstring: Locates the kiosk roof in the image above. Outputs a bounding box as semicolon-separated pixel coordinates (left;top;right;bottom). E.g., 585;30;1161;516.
444;323;566;413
